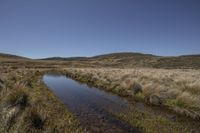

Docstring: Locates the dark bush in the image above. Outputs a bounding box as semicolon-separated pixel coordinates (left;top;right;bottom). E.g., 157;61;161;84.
4;89;27;108
31;113;43;129
131;83;142;94
24;109;44;130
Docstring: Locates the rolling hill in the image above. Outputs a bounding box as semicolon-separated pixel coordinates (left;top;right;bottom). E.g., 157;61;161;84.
42;52;200;69
1;52;200;69
0;53;29;60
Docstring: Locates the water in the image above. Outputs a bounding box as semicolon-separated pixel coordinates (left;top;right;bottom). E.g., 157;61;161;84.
43;74;140;133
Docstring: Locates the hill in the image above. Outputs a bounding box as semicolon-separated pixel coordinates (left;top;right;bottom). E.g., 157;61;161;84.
41;52;200;69
42;57;88;61
0;53;29;60
1;52;200;69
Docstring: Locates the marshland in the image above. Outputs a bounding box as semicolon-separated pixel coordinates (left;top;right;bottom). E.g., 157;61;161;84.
0;53;200;133
1;0;200;133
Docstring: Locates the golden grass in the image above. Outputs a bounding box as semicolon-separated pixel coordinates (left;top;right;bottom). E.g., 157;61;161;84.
64;67;200;119
1;63;200;132
0;68;84;133
117;110;189;133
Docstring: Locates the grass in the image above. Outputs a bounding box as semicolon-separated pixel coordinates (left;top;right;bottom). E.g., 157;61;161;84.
0;68;84;133
117;110;189;133
0;57;200;133
63;67;200;132
64;68;200;120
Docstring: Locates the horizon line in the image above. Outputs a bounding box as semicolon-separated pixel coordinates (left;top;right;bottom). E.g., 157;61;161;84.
1;51;200;60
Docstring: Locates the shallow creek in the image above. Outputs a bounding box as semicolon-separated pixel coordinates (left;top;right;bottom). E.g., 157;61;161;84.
43;74;140;133
43;74;200;133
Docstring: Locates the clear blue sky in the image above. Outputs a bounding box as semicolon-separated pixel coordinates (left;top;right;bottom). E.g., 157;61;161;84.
0;0;200;58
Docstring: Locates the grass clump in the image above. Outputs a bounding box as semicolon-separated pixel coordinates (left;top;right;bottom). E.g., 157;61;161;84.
21;108;44;130
3;89;27;108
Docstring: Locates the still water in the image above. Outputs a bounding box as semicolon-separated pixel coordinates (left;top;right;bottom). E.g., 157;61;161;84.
43;74;140;133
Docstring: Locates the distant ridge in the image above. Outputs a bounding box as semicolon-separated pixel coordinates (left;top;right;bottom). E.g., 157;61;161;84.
41;52;200;61
179;54;200;57
41;57;88;61
1;52;200;69
92;52;157;58
41;52;158;61
0;53;29;60
40;52;200;69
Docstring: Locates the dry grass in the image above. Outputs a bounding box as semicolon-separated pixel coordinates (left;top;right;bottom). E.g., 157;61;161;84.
64;68;200;119
0;67;84;133
1;53;200;133
117;110;189;133
1;60;200;132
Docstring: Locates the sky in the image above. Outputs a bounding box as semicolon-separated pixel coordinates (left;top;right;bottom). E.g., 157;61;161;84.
0;0;200;58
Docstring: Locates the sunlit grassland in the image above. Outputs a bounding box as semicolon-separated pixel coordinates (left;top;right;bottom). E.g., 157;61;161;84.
0;67;84;133
0;58;200;133
64;68;200;120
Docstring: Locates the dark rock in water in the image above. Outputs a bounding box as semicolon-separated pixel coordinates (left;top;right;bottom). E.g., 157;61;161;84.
131;83;142;94
149;95;162;106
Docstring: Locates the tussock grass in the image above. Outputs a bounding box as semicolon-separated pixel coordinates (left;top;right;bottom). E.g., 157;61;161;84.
64;68;200;119
118;110;189;133
3;89;27;108
0;68;84;133
1;63;199;132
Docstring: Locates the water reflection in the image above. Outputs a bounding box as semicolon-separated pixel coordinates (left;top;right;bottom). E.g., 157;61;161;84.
43;74;139;133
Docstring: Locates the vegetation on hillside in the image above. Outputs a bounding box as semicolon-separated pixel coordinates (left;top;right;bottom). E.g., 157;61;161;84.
42;52;200;69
